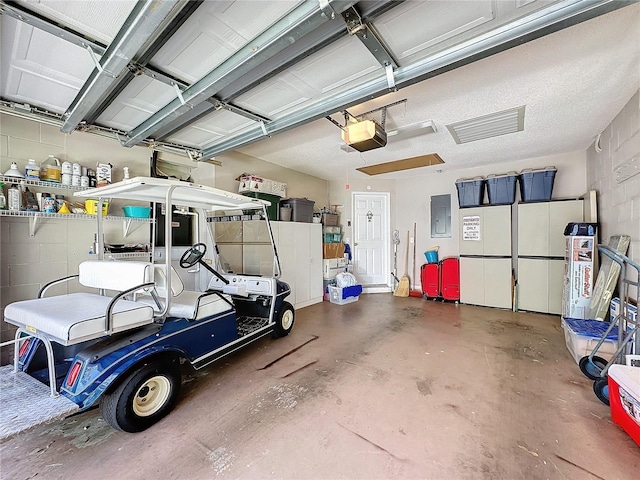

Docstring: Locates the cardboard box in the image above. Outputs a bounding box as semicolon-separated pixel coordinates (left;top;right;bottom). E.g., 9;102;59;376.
96;163;112;187
323;242;345;259
237;173;287;197
321;213;339;226
562;236;595;320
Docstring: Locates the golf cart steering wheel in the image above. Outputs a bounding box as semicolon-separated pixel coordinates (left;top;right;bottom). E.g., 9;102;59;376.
179;243;230;285
180;243;207;268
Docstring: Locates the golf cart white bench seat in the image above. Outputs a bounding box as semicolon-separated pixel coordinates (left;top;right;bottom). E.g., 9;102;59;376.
135;264;234;321
4;261;155;346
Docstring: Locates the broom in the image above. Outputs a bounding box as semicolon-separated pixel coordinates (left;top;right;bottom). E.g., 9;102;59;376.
394;231;410;297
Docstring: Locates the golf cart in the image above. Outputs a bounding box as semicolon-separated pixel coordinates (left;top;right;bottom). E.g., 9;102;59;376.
0;177;294;437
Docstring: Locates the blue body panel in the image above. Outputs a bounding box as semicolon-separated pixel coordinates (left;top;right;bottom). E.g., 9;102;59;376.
31;283;291;411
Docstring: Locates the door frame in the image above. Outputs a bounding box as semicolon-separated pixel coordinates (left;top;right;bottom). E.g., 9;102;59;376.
351;191;391;291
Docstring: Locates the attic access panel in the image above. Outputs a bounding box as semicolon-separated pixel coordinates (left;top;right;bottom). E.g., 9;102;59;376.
357;154;444;176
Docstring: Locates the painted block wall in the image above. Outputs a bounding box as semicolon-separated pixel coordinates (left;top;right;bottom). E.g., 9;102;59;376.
330;151;587;288
214;150;329;211
0;113;197;364
586;90;640;289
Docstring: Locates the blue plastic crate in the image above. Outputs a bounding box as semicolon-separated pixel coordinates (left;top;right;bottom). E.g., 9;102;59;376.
564;318;619;341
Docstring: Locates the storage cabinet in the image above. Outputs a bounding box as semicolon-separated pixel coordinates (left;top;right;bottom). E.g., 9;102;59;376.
517;200;583;314
459;205;513;309
213;220;322;309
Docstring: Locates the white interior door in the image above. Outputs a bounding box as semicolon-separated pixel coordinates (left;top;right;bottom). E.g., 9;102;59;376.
352;192;390;286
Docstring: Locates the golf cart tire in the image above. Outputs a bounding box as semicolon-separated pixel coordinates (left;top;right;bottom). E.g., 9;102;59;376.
101;360;181;433
273;301;295;338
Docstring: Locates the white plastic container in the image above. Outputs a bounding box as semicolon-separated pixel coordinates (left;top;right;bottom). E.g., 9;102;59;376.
328;285;360;305
61;161;73;175
25;159;40;180
41;155;61;183
561;318;617;364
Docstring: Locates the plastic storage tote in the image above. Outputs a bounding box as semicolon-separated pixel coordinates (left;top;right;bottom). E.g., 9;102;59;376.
280;198;315;222
561;318;619;364
519;166;556;202
242;191;280;221
455;177;485;208
328;285;362;305
486;172;517;205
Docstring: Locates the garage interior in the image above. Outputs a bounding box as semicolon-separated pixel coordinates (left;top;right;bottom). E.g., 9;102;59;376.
0;0;639;478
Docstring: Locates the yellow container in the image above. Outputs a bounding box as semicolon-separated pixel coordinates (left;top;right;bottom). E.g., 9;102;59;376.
41;155;61;182
85;199;109;216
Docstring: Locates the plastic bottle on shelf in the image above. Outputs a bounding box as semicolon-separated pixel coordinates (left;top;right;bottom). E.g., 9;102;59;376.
40;155;61;183
8;184;22;211
25;159;40;180
0;183;6;210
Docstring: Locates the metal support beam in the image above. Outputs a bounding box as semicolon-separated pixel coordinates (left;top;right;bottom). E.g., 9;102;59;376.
152;0;401;143
199;0;629;160
121;0;359;148
341;6;398;68
61;0;192;133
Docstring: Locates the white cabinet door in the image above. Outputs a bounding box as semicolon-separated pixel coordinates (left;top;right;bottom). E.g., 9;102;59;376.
484;258;513;309
273;222;323;309
518;203;549;256
518;200;583;256
483;205;511;256
549;201;583;256
460;207;484;256
518;258;549;312
548;259;566;315
294;225;311;304
308;224;323;302
460;257;485;305
277;222;297;305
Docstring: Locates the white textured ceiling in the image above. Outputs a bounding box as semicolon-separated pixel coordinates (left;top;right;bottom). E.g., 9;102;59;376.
238;4;640;181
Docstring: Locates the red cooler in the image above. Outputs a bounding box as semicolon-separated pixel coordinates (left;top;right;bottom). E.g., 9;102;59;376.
421;263;439;298
440;257;460;302
608;365;640;446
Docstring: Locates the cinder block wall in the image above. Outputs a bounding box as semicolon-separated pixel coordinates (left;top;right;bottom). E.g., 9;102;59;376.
0;114;169;364
586;90;640;278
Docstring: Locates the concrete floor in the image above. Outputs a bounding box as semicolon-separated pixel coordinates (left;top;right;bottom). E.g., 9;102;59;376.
1;294;639;479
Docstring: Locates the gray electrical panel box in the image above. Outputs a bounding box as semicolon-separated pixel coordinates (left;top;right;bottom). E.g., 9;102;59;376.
431;194;451;238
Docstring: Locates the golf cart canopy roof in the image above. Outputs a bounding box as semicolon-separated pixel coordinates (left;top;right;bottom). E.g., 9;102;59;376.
75;176;269;211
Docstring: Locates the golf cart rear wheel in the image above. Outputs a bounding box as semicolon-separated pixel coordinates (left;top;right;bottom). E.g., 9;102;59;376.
101;361;181;433
273;301;295;337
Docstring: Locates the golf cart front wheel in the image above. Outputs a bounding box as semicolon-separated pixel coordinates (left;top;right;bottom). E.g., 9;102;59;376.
273;302;295;337
101;361;181;433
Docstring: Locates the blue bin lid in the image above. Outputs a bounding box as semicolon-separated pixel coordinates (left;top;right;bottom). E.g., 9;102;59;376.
564;318;619;340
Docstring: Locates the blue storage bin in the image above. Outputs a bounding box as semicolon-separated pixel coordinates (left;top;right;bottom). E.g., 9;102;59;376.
519;166;556;202
486;172;517;205
455;177;485;208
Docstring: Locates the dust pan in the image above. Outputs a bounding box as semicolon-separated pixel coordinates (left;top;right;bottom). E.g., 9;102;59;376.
394;231;410;297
